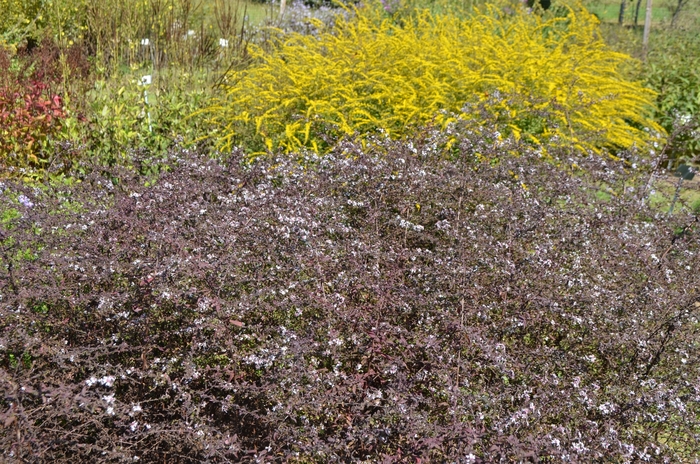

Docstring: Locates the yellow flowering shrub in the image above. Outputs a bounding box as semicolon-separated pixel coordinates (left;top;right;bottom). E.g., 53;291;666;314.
207;1;662;156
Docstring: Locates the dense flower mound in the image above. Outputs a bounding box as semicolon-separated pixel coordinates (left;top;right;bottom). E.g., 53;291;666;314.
1;133;699;462
207;1;662;156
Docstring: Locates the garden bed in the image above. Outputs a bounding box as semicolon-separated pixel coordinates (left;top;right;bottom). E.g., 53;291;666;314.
1;131;698;462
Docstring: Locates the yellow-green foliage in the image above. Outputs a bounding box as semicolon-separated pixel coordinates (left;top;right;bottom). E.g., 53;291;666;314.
0;0;41;39
0;0;23;31
207;1;662;156
0;0;29;23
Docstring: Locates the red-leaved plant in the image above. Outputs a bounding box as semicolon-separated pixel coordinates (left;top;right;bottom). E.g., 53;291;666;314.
0;38;90;177
0;80;66;167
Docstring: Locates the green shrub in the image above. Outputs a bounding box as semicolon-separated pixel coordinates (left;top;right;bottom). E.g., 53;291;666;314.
77;70;214;169
643;30;700;163
596;22;700;166
691;198;700;214
206;0;663;156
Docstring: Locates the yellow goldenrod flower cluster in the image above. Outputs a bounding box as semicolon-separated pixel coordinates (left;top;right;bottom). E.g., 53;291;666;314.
208;1;662;156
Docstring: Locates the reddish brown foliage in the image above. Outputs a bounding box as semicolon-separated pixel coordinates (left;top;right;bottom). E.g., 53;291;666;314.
1;130;699;462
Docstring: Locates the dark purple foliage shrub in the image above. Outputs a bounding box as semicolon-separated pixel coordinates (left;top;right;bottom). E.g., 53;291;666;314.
0;129;699;462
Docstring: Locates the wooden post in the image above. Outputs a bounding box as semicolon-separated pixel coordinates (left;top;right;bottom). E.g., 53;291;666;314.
642;0;653;60
619;0;626;25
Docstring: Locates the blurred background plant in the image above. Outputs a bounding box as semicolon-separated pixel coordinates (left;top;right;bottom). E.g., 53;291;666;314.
0;0;699;181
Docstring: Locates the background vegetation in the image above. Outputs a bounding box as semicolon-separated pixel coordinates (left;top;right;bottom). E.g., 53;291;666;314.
585;0;700;168
1;0;698;172
0;0;289;180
